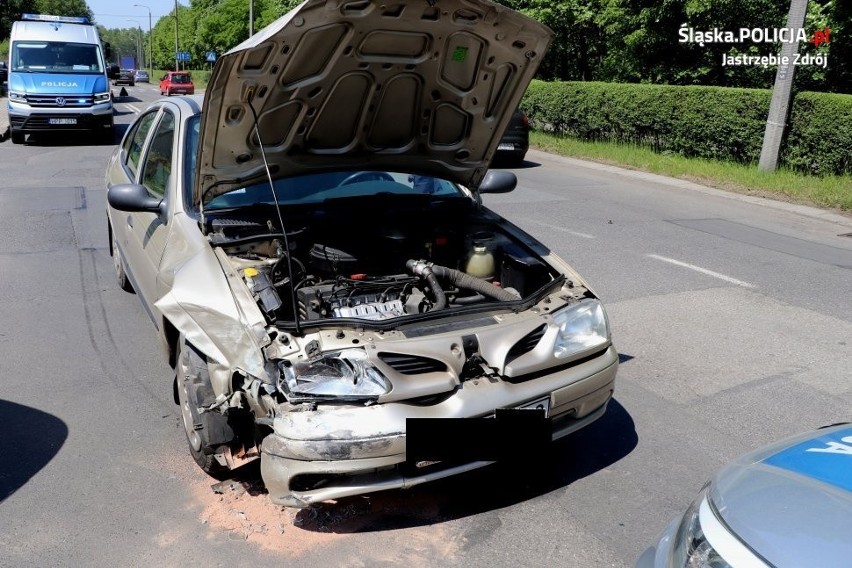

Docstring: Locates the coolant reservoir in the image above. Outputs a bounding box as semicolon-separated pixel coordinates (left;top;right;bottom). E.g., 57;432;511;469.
465;244;495;279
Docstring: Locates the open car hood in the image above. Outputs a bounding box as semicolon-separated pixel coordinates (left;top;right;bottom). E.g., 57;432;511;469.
196;0;552;206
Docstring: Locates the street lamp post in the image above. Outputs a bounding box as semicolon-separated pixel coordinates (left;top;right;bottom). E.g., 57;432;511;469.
133;4;153;78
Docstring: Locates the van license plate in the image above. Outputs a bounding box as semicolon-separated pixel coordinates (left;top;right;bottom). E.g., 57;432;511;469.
49;118;77;125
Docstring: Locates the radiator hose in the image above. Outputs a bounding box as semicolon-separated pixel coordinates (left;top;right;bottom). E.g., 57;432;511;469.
406;260;520;305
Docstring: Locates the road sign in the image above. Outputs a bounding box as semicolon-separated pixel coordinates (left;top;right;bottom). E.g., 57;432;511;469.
205;51;217;63
176;51;191;62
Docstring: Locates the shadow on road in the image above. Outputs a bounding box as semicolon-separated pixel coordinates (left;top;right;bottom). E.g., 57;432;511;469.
0;400;68;502
21;123;127;147
292;398;638;533
491;158;542;170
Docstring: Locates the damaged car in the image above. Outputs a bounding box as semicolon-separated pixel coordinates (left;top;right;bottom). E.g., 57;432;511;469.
105;0;618;507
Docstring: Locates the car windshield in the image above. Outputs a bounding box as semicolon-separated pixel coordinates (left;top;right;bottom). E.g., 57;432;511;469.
204;171;464;211
11;41;103;74
170;74;190;84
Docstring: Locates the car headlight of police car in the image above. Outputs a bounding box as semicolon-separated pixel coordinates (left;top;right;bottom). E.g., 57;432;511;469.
638;424;852;568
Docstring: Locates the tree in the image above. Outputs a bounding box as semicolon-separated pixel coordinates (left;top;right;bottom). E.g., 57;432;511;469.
1;0;37;43
826;0;852;92
34;0;94;21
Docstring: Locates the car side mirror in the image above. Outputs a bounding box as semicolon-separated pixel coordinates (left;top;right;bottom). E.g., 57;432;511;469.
108;184;166;216
107;65;120;79
478;170;517;194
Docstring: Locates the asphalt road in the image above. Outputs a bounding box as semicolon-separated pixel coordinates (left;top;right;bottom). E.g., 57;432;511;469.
1;82;851;567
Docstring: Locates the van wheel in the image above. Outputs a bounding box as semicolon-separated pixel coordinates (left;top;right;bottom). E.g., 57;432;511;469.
11;130;25;144
100;126;115;145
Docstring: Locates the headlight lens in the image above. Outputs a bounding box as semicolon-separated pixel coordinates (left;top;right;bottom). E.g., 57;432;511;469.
8;90;27;103
672;488;732;568
94;91;111;104
278;349;390;401
551;298;610;358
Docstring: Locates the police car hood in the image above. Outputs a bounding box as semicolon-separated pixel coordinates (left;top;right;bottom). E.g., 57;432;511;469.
709;424;852;567
9;72;107;95
196;0;552;206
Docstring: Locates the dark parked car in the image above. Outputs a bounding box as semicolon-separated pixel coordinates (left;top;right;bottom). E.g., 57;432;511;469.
495;109;530;165
0;61;8;86
113;68;135;87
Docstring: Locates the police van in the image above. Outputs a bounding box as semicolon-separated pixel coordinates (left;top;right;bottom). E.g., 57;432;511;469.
7;14;115;144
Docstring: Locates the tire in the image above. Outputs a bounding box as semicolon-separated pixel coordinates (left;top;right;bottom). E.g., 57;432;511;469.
110;226;134;292
11;130;25;144
100;126;115;145
175;340;235;479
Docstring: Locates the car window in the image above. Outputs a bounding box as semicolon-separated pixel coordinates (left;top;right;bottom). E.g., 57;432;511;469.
140;111;176;198
183;115;201;205
125;111;158;178
203;171;463;210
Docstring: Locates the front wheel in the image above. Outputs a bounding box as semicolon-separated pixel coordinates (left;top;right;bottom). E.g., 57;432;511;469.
175;340;236;479
10;130;25;144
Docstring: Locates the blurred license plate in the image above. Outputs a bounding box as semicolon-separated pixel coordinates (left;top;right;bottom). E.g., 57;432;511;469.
497;143;514;150
49;118;77;125
516;395;550;417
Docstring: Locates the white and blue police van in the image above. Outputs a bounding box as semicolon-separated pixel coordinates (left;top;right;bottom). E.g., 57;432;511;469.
7;14;115;144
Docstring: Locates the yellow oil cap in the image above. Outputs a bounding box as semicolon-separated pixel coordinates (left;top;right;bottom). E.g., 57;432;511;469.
244;267;259;277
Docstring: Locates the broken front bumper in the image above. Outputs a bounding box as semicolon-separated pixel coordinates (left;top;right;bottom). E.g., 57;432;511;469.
261;346;618;507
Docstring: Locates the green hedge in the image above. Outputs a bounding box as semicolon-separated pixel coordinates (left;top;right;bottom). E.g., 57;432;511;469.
521;80;852;176
783;91;852;176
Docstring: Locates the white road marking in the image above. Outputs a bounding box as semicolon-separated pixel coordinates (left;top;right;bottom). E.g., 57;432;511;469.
123;103;141;114
648;254;755;288
522;219;595;239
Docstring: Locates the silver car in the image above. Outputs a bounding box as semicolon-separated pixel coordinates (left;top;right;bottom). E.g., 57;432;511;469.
105;0;618;508
638;423;852;568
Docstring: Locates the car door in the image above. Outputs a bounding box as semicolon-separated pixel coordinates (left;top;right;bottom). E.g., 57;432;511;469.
109;108;158;303
123;108;178;314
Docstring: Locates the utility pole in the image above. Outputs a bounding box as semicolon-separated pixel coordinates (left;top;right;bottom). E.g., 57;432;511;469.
758;0;809;172
249;0;254;37
174;0;180;71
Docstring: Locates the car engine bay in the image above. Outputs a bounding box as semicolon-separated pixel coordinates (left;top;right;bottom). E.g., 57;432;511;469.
204;199;560;326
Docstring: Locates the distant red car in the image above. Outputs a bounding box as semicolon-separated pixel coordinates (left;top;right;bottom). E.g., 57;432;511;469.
159;71;194;96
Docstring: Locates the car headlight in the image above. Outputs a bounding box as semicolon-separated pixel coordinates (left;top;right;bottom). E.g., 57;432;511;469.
8;90;27;103
671;487;732;568
551;298;610;359
278;349;391;401
94;91;111;104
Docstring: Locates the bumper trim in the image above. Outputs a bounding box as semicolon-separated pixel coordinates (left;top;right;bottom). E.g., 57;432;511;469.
262;394;612;507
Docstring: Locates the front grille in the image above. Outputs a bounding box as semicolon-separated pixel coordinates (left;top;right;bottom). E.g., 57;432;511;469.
26;94;94;108
378;353;448;374
19;114;96;129
505;324;547;364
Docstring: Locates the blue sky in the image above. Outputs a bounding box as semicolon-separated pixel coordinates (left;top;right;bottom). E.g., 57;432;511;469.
87;0;187;31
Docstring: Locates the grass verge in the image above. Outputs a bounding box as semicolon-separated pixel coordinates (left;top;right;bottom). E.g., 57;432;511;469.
531;131;852;213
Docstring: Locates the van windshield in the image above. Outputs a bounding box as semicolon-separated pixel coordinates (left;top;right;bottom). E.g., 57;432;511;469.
11;41;103;74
